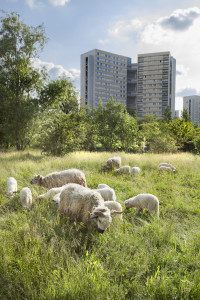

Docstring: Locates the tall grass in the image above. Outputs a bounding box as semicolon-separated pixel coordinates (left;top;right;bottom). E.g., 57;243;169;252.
0;150;200;299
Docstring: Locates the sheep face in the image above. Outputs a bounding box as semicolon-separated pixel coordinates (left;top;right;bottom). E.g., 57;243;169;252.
90;207;112;233
30;175;42;185
124;198;135;209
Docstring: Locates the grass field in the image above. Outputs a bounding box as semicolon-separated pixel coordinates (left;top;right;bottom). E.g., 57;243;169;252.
0;150;200;299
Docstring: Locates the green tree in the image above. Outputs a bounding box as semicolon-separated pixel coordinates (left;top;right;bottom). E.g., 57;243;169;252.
182;108;191;122
163;106;172;123
39;77;79;113
0;11;47;150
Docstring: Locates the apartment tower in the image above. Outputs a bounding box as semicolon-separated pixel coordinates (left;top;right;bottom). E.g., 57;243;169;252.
137;52;176;118
80;49;129;108
183;95;200;126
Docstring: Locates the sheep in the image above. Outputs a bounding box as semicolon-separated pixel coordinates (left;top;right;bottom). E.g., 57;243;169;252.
95;187;116;201
97;183;111;189
52;192;61;204
20;187;32;210
38;185;69;200
158;163;176;172
125;193;159;218
104;201;123;220
115;165;131;174
58;183;122;233
7;177;17;197
131;167;141;176
102;156;121;171
159;166;175;172
30;168;87;189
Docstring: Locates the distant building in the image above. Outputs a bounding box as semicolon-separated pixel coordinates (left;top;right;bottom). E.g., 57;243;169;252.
137;52;176;119
80;49;129;109
80;49;176;118
175;110;181;118
183;95;200;125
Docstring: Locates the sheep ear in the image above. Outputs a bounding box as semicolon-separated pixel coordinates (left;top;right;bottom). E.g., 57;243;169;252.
111;210;123;215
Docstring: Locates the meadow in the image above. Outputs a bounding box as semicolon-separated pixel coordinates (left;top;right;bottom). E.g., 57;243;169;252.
0;150;200;299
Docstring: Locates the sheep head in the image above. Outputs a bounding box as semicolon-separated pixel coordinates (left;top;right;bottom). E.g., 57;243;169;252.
89;206;112;233
30;175;43;185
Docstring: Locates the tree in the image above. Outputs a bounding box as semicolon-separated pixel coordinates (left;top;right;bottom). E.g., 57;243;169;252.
182;108;191;122
0;11;47;150
163;106;172;123
39;77;79;113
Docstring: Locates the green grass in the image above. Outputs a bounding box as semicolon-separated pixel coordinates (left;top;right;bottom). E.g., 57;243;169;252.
0;150;200;299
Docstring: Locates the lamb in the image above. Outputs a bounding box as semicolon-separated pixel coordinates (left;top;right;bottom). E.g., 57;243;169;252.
104;201;123;220
125;193;159;218
20;187;32;210
102;156;121;171
158;163;176;172
30;168;87;189
58;183;122;233
131;167;141;176
95;187;116;201
38;185;69;200
97;183;111;189
7;177;17;197
115;165;131;174
159;166;175;172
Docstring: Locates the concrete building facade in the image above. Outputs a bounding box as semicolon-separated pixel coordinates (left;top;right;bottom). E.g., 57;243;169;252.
80;49;128;109
137;52;176;119
183;95;200;126
80;49;176;118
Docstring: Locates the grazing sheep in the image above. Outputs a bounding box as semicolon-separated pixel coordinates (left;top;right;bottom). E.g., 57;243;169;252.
58;183;122;233
20;187;32;210
159;166;175;172
30;168;87;189
104;201;123;220
52;192;61;204
38;185;69;200
97;183;111;189
102;156;121;171
115;165;131;174
158;163;176;172
7;177;17;197
131;167;141;176
125;194;159;217
95;187;116;201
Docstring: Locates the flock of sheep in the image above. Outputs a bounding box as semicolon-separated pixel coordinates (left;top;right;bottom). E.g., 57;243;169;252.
6;156;176;233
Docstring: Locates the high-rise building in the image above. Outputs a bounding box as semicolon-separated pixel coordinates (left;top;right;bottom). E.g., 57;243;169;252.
80;49;176;118
137;52;176;118
80;49;129;109
183;95;200;125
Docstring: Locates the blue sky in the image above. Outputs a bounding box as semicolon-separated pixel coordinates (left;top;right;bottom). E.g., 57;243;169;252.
1;0;200;110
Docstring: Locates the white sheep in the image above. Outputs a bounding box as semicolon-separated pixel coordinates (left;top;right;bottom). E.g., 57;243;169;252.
158;163;176;172
20;187;32;210
97;183;111;189
38;185;69;200
115;165;131;174
159;166;175;172
30;168;87;189
52;192;61;204
125;193;159;217
58;183;122;233
95;187;116;201
102;156;121;171
7;177;17;197
131;167;141;176
104;201;123;220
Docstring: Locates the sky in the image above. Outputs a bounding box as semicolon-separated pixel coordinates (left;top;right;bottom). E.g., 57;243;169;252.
1;0;200;111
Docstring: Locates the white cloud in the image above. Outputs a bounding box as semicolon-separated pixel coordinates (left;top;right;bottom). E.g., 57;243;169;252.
48;0;70;5
33;58;80;81
24;0;70;8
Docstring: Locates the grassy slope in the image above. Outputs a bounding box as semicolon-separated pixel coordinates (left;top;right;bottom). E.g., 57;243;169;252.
0;150;200;299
